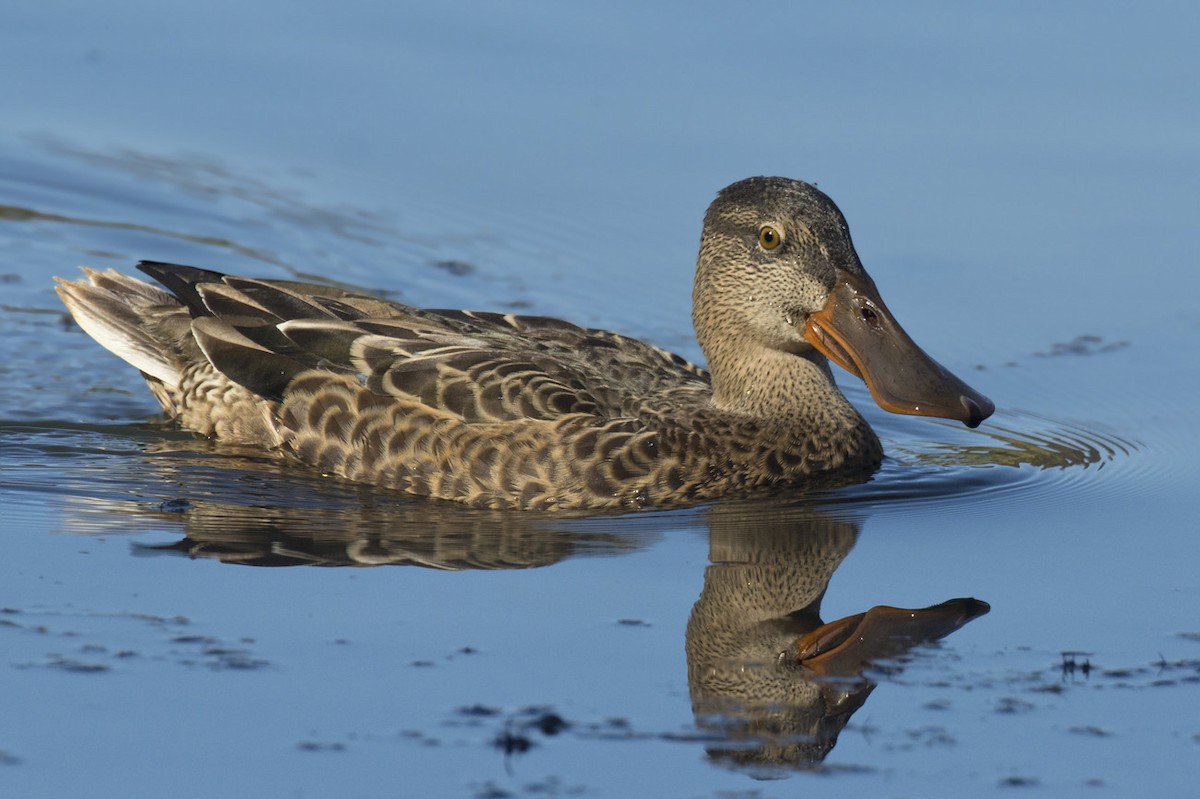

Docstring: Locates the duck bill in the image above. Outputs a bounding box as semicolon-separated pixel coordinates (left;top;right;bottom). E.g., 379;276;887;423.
803;270;994;428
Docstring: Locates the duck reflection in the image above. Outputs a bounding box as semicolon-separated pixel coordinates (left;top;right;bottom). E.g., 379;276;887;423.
72;458;985;772
687;502;988;773
136;493;653;570
58;437;655;568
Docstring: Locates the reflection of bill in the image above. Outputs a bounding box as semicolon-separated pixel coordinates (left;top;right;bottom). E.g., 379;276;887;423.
686;505;989;774
796;597;989;677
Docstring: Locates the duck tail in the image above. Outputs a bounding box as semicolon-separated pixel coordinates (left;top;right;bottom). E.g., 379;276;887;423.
55;267;185;389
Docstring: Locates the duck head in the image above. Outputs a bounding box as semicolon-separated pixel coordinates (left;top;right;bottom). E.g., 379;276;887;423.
694;177;993;428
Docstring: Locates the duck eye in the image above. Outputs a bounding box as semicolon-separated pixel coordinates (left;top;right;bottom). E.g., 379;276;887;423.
758;225;782;250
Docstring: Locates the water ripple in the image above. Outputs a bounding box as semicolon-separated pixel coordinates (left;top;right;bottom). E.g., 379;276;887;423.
1;404;1146;532
815;407;1144;515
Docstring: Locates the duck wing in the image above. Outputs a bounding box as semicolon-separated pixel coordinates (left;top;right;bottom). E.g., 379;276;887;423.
139;261;710;426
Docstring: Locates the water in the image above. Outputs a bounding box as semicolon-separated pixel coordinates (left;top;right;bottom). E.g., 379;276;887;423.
3;2;1200;796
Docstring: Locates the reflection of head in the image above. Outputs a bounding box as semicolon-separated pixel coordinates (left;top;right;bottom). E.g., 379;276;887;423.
686;504;861;772
695;677;874;774
686;501;988;774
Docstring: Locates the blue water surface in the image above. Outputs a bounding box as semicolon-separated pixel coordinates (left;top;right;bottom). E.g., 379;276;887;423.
2;2;1199;797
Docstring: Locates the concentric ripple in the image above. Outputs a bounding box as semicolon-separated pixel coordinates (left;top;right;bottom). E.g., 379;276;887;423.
813;406;1145;515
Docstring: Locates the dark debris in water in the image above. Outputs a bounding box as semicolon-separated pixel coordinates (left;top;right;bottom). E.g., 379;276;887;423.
995;697;1035;714
535;713;568;736
494;727;534;756
470;776;583;799
1050;651;1199;691
1062;652;1200;688
431;259;477;277
167;631;271;670
1060;650;1093;679
445;704;632;763
1069;725;1112;737
881;725;956;751
296;740;347;753
948;648;1200;701
45;655;110;674
442;702;749;769
0;607;270;673
1034;334;1129;358
474;706;571;758
409;644;481;668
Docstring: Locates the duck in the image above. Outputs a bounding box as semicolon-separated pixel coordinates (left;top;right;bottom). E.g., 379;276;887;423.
55;177;993;511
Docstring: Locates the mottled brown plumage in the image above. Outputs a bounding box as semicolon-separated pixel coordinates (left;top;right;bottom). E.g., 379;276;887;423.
55;177;991;510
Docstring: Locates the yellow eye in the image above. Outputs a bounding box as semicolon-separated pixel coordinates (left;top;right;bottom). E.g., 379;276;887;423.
759;225;782;250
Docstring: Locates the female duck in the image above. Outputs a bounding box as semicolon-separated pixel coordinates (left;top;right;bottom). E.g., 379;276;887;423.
56;177;992;510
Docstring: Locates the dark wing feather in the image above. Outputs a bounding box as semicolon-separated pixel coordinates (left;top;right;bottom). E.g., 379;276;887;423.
142;261;709;424
191;317;306;401
222;277;342;320
138;261;228;316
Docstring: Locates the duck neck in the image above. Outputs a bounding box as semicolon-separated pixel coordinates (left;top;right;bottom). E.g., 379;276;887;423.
703;340;879;459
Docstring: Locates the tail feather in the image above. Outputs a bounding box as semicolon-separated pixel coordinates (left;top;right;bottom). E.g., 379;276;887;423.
55;267;183;387
136;260;228;316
